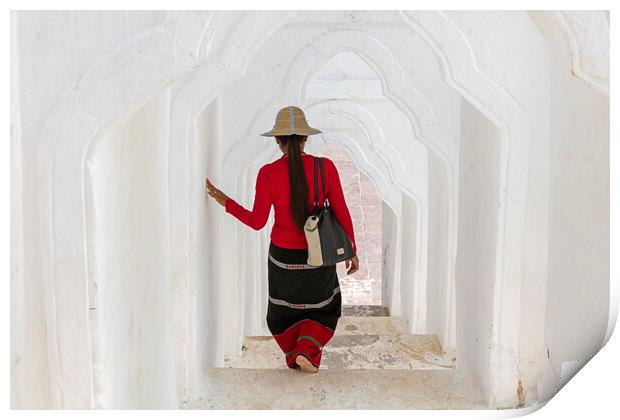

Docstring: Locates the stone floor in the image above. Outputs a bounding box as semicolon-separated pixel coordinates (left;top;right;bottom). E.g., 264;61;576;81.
179;305;484;409
223;316;455;370
179;368;486;409
342;304;390;316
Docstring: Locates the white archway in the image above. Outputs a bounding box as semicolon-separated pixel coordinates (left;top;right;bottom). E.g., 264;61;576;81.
221;28;456;349
554;11;609;96
401;11;533;407
36;12;219;407
170;11;535;407
36;10;299;408
251;129;407;325
232;103;428;338
36;10;539;408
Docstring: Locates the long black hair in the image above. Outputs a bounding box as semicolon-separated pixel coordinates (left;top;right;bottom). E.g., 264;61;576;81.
277;134;309;233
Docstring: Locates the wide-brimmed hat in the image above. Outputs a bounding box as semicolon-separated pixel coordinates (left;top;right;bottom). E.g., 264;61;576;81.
260;106;322;137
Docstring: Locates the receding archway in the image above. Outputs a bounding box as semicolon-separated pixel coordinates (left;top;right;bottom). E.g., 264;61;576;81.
36;11;538;408
225;28;458;353
320;142;383;306
171;14;533;406
235;109;426;337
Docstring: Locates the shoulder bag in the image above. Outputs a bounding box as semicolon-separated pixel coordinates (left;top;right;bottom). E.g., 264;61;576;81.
304;157;356;267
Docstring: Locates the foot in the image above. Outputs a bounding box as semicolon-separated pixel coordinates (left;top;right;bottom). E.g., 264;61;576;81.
295;354;318;373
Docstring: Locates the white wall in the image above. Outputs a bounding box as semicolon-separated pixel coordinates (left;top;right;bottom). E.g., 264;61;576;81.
444;11;554;406
195;96;242;369
195;99;221;371
10;11;28;408
539;18;609;402
382;202;401;312
542;61;609;399
400;194;418;327
455;99;501;402
516;11;610;404
12;10;187;408
90;87;177;408
426;153;451;343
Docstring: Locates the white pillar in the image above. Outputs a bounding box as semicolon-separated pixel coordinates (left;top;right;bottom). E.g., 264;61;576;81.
90;87;177;408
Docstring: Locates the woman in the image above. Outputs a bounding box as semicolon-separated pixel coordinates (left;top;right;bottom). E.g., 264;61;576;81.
205;106;359;373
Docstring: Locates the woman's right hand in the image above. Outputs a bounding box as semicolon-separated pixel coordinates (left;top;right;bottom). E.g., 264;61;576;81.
346;254;359;275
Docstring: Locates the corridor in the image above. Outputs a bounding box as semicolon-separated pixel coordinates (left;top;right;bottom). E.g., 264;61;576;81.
11;10;610;410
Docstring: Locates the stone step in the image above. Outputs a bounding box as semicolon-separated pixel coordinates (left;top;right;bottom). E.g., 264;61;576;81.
180;367;485;409
342;304;389;316
224;333;455;370
336;315;409;335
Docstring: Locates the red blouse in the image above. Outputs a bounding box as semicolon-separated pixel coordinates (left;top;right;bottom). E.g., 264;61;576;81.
224;153;357;254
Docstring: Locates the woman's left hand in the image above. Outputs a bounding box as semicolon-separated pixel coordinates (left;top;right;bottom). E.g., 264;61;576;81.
206;178;230;207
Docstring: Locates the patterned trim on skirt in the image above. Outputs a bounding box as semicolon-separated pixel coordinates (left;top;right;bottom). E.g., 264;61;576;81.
266;240;342;369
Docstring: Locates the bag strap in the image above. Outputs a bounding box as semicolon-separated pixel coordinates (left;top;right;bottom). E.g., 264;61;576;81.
313;157;319;208
313;157;329;209
319;157;328;206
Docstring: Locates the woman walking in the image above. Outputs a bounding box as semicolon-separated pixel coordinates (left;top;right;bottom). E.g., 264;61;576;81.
206;106;359;373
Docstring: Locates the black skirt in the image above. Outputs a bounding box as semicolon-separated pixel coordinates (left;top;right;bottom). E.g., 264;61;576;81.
266;240;342;368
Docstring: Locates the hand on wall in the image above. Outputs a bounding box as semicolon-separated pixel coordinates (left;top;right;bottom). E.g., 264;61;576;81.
205;178;230;207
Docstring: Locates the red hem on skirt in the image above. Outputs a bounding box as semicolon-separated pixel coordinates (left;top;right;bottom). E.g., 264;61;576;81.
274;318;335;368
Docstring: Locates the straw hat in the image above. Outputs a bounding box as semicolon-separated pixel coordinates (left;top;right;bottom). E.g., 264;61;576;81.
260;106;322;137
